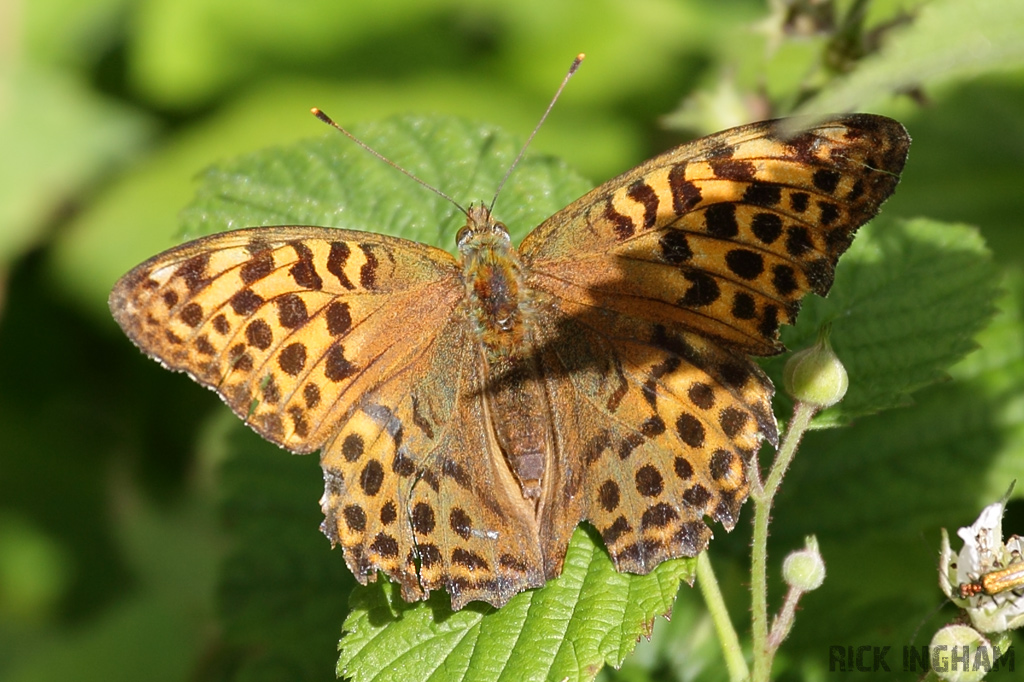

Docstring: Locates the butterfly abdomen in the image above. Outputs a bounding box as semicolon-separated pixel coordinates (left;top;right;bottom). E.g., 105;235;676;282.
457;205;554;503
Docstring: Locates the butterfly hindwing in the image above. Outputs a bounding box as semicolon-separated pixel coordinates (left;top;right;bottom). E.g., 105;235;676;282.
319;313;547;609
531;298;772;577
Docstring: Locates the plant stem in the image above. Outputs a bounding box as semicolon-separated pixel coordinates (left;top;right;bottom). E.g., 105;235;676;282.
697;551;749;682
749;401;819;682
768;586;802;650
763;401;817;501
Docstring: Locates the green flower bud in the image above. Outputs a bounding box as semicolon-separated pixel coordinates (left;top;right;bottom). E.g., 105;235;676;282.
929;625;993;682
783;326;848;408
782;536;826;591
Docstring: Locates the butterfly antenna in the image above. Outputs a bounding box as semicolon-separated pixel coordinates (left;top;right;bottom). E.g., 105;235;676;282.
311;108;467;215
488;53;585;213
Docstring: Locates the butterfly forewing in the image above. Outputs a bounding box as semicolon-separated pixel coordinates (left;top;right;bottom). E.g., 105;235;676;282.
522;114;911;355
111;226;461;452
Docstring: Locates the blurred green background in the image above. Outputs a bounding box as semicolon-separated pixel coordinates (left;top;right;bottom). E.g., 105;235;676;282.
3;0;1024;680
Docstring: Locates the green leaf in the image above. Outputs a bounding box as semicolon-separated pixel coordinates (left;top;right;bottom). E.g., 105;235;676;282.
179;115;593;248
0;64;151;266
756;273;1024;659
127;0;753;111
764;218;1000;427
217;420;355;682
605;585;730;682
799;0;1024;114
338;528;694;682
945;269;1024;489
878;79;1024;266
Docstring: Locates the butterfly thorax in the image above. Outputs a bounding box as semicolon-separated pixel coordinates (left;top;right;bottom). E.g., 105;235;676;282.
458;205;535;356
458;204;551;502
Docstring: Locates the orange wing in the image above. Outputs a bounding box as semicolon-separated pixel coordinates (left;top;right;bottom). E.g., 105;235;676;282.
110;226;546;608
522;115;910;354
110;226;460;453
521;115;910;577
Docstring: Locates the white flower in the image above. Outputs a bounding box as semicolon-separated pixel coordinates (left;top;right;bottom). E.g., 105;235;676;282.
939;483;1024;633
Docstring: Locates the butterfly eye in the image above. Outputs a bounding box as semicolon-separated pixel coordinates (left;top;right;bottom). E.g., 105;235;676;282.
456;225;472;247
491;222;512;243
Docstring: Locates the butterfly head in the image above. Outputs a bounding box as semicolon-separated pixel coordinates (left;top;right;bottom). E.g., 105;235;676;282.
456;204;512;254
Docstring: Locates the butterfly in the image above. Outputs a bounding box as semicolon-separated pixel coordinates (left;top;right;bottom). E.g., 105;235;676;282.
110;112;910;610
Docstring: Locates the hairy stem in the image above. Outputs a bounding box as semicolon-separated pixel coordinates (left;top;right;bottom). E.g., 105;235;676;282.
749;401;819;682
697;551;749;681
